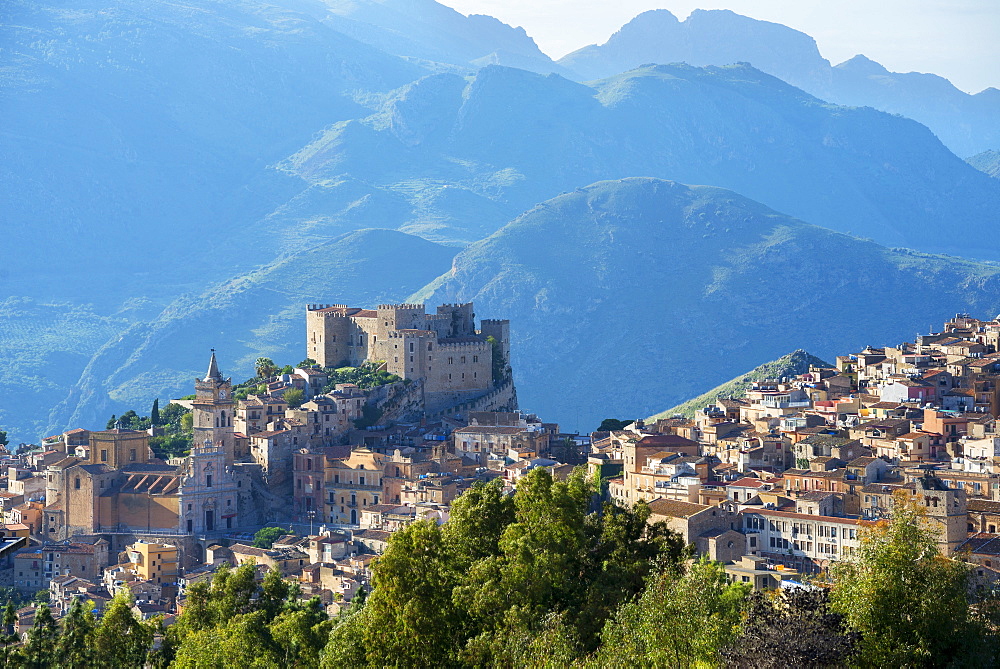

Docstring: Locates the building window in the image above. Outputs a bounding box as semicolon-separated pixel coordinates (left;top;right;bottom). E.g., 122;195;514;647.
74;478;80;489
206;475;213;488
100;450;108;462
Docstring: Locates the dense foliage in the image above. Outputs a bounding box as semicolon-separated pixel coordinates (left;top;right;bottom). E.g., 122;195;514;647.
319;363;401;393
322;469;687;667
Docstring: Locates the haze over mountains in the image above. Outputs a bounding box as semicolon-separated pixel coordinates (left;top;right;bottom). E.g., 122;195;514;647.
2;0;999;441
560;9;1000;157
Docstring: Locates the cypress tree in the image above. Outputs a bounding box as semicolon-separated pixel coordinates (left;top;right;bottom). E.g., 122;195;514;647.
22;604;58;669
55;598;96;667
150;398;160;427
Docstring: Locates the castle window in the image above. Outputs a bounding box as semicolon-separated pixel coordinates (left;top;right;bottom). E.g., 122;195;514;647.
473;356;478;363
409;356;413;362
206;475;213;488
461;356;466;363
428;343;432;351
74;478;80;489
360;476;365;486
448;357;453;364
409;343;414;352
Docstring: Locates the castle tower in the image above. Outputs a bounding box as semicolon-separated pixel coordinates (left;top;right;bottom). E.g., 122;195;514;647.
192;350;236;465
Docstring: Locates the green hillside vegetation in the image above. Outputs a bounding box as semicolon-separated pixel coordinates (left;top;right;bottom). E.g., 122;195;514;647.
967;150;1000;179
650;350;831;420
416;177;1000;431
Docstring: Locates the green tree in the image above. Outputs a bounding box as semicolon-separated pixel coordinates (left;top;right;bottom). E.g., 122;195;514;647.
0;430;8;448
485;336;507;383
173;610;280;668
22;604;58;669
54;597;97;667
596;558;749;668
283;389;305;409
321;520;464;668
253;527;288;549
32;590;49;606
830;492;994;667
150;398;160;427
270;598;331;667
1;600;18;657
255;357;277;380
597;418;633;432
297;358;316;368
442;479;515;568
92;593;153;668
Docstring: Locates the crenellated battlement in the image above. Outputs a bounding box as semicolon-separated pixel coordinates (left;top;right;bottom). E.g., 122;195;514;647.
480;318;509;326
377;303;424;311
306;304;349;311
386;330;436;338
436;339;490;351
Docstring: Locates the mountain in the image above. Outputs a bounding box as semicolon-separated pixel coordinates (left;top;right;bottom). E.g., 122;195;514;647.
1;0;428;308
314;0;568;75
558;9;1000;157
35;229;458;442
413;177;1000;431
283;63;1000;259
648;350;831;421
561;9;831;95
968;151;1000;179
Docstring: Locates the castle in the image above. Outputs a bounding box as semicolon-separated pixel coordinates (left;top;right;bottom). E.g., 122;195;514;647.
306;302;511;413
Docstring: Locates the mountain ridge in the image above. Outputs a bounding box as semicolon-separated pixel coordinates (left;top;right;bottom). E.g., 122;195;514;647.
414;177;1000;430
557;8;1000;156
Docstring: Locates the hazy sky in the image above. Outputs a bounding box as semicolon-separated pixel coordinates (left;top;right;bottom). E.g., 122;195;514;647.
438;0;998;94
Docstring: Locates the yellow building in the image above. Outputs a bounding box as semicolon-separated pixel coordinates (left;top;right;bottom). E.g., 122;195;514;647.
126;541;179;585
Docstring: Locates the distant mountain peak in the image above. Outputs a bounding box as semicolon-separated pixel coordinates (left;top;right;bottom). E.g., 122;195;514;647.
835;54;889;75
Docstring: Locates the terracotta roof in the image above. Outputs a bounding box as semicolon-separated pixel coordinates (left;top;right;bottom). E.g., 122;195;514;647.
968;499;1000;514
728;478;764;488
957;533;1000;557
647;499;710;518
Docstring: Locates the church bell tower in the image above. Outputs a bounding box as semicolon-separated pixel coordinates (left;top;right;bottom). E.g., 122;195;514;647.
192;350;236;464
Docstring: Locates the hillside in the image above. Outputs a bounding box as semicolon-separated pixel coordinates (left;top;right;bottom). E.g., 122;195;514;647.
317;0;568;75
558;9;1000;157
968;151;1000;179
414;178;1000;431
283;63;1000;259
648;350;831;420
1;0;430;308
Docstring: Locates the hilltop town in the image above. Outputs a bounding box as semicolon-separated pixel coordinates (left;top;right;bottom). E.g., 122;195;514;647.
3;309;1000;648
